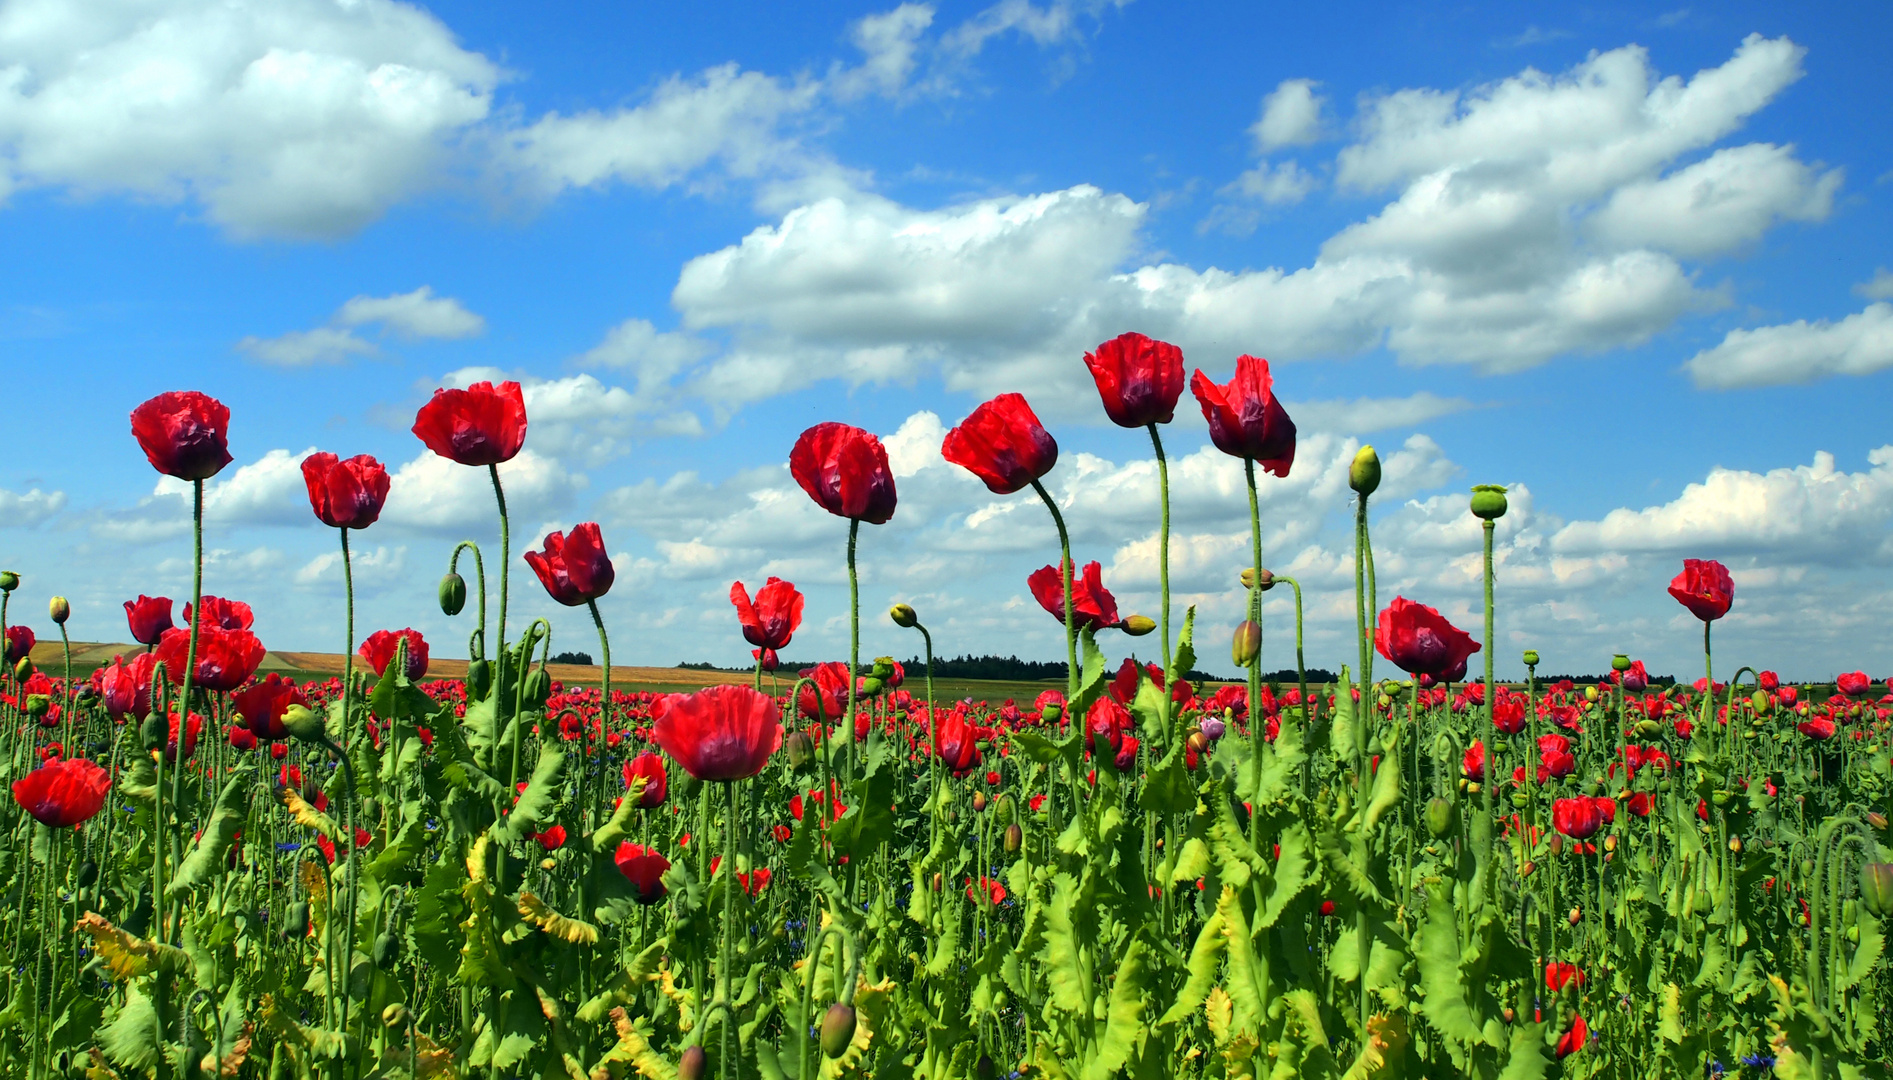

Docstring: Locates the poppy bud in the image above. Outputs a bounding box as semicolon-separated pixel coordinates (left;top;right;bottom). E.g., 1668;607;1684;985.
522;668;551;708
785;730;815;771
1584;685;1598;702
1522;650;1539;667
1861;863;1893;917
1188;730;1210;755
24;695;50;718
49;596;69;625
1520;860;1535;877
1120;615;1157;637
140;713;166;751
1569;907;1581;926
1041;704;1061;723
13;656;33;682
977;1054;1000;1080
1239;567;1276;591
1869;812;1889;831
0;571;16;591
678;1045;707;1080
1502;1007;1516;1024
1348;445;1381;496
373;932;401;969
972;791;988;812
1231;621;1260;667
1729;836;1742;854
1004;823;1022;853
281;703;328;744
540;858;557;871
821;1003;856;1059
467;658;492;700
889;603;918;628
284;901;310;938
1425;797;1456;838
932;872;943;892
1611;654;1632;672
1469;484;1508;521
382;1003;410;1029
439;573;467;617
78;859;99;888
1752;690;1772;717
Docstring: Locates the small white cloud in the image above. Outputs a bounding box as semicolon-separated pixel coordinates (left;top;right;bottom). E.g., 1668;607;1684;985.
1292;392;1475;434
578;318;713;378
0;487;67;528
830;4;935;100
1224;161;1318;206
1684;303;1893;388
1854;268;1893;302
236;326;378;367
1251;79;1323;153
1588;142;1839;258
336;286;485;339
379;448;586;533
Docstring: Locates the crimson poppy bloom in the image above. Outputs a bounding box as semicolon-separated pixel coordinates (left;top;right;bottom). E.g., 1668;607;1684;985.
966;876;1007;907
123;595;174;646
524;523;615;607
1798;716;1836;741
934;709;980;773
730;577;804;651
155;626;266;693
98;652;159;722
358;629;429;681
652;685;783;782
623;752;668;809
130;391;232;481
1190;355;1296;474
1667;558;1734;621
1462;740;1486;782
411;380;527;466
228;725;257;751
941;393;1059;495
1837;671;1870;697
1544;962;1584;991
1555;1014;1588;1058
183;595;253;631
1027;560;1120;632
4;625;33;664
1552;797;1611;840
11;757;111;827
533;826;567;851
1623;791;1654;818
614;842;670;904
1375;598;1481;679
1083;332;1185;429
232;673;305;741
789;422;898;524
796;662;851;721
301;452;391;530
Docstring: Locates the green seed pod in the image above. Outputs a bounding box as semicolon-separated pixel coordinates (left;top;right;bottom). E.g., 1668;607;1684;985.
858;677;883;698
284;901;310;938
1510;791;1529;808
821;1003;857;1059
23;695;50;718
373;932;401;969
678;1045;707;1080
467;658;492;700
48;596;69;625
1348;445;1381;496
1425;797;1457;839
785;730;815;771
1041;704;1061;723
1120;615;1157;636
439;573;467;617
1004;823;1022;853
871;656;895;680
523;667;551;708
1469;484;1508;521
1611;654;1632;672
888;603;917;628
382;1003;410;1029
1752;690;1773;716
0;570;17;591
281;704;328;744
13;656;33;682
140;712;167;751
1522;650;1539;667
1231;621;1260;667
1861;863;1893;917
77;860;99;889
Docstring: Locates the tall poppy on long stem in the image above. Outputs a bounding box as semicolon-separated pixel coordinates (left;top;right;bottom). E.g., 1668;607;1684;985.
1669;558;1734;756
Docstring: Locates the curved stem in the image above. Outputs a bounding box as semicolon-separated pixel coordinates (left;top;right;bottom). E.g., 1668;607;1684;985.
1030;479;1079;701
449;541;488;660
1146;424;1172;708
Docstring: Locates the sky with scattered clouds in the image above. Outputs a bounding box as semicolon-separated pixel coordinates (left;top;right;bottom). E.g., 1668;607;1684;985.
3;0;1891;682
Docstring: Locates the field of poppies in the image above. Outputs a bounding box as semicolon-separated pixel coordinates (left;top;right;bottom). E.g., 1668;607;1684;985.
2;333;1890;1080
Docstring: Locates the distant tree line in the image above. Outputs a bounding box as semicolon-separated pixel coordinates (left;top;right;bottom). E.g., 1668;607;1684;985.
550;651;594;666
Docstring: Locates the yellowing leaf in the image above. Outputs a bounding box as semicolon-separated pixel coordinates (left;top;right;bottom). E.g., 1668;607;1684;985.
518;891;600;945
74;912;188;980
278;785;345;842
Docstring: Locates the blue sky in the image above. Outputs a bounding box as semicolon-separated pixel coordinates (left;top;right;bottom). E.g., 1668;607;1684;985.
3;0;1891;682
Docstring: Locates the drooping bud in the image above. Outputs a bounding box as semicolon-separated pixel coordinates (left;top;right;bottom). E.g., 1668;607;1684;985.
1522;650;1539;667
888;603;918;628
1239;567;1276;591
49;596;69;625
467;658;492;700
678;1045;708;1080
1469;484;1508;521
1861;863;1893;917
382;1003;411;1029
1348;445;1381;496
1425;797;1456;838
1231;620;1260;667
1004;823;1022;853
284;901;311;938
785;730;815;771
972;791;988;813
373;931;401;969
821;1004;857;1059
281;703;329;744
1120;615;1157;637
0;570;17;591
439;573;467;616
1751;690;1773;717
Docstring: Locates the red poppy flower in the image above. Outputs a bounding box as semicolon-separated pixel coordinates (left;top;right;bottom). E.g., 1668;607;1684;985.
1544;962;1585;991
1758;670;1779;691
1462;740;1486;782
301;452;391;530
614;842;670;904
232;673;306;741
358;629;429;680
4;625;33;664
1027;560;1120;632
1086;695;1131;755
1667;558;1733;622
966;876;1007;907
941;393;1059;495
730;577;804;651
1190;355;1296;474
1623;791;1654;817
1837;671;1870;697
623;752;668;809
533;825;567;851
1493;696;1526;733
183;595;254;631
1552;797;1611;840
796;662;852;721
130;391;232;481
789;422;898;524
524;523;615;607
155;626;266;693
934;708;980;773
1375;598;1481;679
411;380;527;466
1555;1014;1588;1058
1798;716;1836;740
123;595;174;646
11;757;110;827
652;685;783;782
1083;332;1185;429
99;652;159;721
228;725;257;751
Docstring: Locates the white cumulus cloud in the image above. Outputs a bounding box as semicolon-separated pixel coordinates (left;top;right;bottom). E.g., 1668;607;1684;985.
1683;303;1893;388
1251;78;1324;153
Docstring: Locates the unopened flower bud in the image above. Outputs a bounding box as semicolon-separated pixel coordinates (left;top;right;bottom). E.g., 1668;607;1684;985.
1861;863;1893;917
1425;797;1456;838
820;1004;857;1059
439;573;467;616
1522;650;1539;667
1188;730;1209;755
48;596;69;625
785;730;814;771
0;571;17;591
1239;567;1276;591
972;791;988;813
1348;445;1381;496
1568;907;1582;926
888;603;917;628
1004;823;1022;853
1199;716;1225;741
382;1003;410;1029
1469;484;1508;521
858;677;883;698
1231;620;1260;667
678;1045;708;1080
13;656;33;682
281;703;329;744
1120;615;1156;637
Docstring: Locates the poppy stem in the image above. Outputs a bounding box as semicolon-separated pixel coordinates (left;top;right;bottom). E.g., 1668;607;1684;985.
1482;517;1497;897
169;478;206;936
488;462;510;721
1028;479;1079;702
845;517;860;823
1145;424;1172;726
720;778;739;1080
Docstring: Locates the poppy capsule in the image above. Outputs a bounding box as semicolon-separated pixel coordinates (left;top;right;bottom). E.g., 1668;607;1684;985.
678;1046;707;1080
821;1004;857;1059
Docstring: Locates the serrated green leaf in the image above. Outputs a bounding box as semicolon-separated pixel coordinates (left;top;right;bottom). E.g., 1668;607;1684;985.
1157;903;1225;1026
1084;935;1149;1080
1418;883;1487;1048
166;768;251;898
1042;872;1090;1015
499;744;565;845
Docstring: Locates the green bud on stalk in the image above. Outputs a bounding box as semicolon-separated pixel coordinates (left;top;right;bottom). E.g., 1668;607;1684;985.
1120;615;1157;637
1611;654;1632;672
439;573;467;616
0;570;16;591
467;658;492;700
1862;863;1893;917
1004;823;1022;853
1522;650;1539;667
1041;704;1061;723
13;656;33;682
1231;621;1260;667
281;703;329;744
23;694;50;717
678;1045;707;1080
373;932;401;969
858;677;883;698
1469;484;1508;521
1348;445;1381;496
785;730;815;771
889;603;917;628
285;901;311;939
1239;567;1275;591
48;596;69;625
821;1004;857;1059
1425;798;1457;838
382;1004;410;1029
